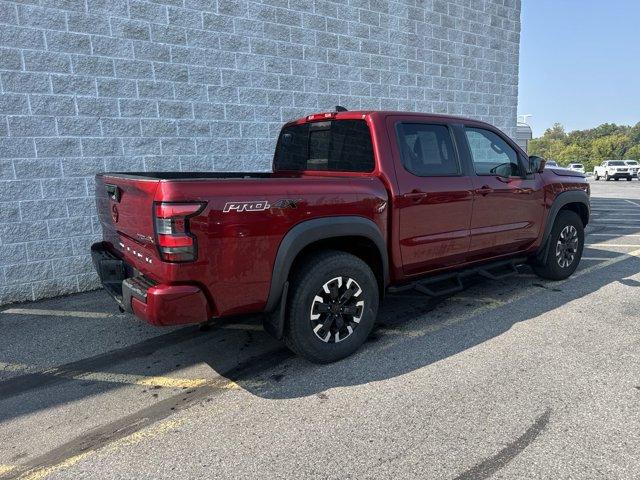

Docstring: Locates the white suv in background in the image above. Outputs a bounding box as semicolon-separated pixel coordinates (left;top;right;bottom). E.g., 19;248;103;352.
624;160;639;179
567;163;585;174
594;160;632;181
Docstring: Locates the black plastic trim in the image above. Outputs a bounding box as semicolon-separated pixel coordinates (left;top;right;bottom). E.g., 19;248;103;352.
264;216;389;312
536;190;590;262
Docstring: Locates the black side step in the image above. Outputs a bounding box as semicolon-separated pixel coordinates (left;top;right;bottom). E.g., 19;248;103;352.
387;257;526;298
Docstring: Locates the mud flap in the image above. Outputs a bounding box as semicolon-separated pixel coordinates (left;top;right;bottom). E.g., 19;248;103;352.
263;281;288;340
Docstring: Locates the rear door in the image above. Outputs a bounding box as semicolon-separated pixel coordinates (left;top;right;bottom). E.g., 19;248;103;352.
387;116;474;275
461;125;544;260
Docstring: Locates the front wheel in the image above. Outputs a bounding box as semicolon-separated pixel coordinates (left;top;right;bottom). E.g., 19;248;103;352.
532;210;584;280
605;173;610;181
594;173;600;180
627;177;632;181
284;250;379;363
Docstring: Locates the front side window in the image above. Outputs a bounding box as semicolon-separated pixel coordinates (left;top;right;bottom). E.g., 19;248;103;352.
396;123;459;176
274;120;374;172
465;127;521;177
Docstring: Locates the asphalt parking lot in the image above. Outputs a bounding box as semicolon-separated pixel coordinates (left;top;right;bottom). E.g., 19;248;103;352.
1;179;639;480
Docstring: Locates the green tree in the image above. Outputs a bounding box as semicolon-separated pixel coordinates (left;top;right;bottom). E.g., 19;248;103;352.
626;144;640;160
529;122;640;170
543;123;567;141
590;134;631;162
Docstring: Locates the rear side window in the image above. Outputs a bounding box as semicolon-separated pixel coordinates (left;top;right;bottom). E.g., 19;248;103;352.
274;120;374;172
396;123;459;176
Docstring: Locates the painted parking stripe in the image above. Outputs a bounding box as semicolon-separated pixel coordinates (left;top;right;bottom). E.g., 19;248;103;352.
586;243;640;247
588;233;640;237
0;465;14;476
0;361;34;372
0;360;210;389
586;225;640;229
1;308;120;319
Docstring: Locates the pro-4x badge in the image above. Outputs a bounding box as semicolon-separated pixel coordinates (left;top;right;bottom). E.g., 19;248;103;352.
223;199;299;213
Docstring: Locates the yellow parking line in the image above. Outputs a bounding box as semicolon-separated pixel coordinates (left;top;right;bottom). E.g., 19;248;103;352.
588;233;640;237
0;465;15;476
586;243;640;247
18;452;93;480
70;371;209;389
2;308;119;319
0;360;209;389
0;361;32;372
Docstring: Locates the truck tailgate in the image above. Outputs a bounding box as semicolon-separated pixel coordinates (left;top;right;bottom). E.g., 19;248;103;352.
95;174;161;267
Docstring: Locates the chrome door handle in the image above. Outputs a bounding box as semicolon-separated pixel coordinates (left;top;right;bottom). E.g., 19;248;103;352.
403;190;428;201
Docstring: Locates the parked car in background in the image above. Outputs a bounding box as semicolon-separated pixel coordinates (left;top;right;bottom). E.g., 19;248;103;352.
91;110;590;363
545;160;559;168
567;163;586;174
594;160;632;181
624;160;639;178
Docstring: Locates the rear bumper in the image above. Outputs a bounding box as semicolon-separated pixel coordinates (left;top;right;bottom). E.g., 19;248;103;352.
91;242;210;326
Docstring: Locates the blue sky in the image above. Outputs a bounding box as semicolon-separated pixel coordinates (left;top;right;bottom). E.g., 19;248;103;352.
518;0;640;137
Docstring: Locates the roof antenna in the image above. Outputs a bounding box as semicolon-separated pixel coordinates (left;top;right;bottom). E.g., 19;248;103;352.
335;105;348;112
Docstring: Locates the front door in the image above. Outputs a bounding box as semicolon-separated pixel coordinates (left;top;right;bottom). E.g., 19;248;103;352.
389;118;474;276
463;126;544;261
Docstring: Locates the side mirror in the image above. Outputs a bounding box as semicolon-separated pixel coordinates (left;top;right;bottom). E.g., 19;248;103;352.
529;155;546;173
489;162;512;178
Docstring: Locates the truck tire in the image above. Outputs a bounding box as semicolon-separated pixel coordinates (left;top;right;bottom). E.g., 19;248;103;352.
284;250;379;363
533;210;584;280
627;177;632;181
605;172;610;181
594;173;599;180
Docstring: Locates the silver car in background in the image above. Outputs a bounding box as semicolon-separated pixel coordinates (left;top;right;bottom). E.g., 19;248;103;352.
568;163;586;174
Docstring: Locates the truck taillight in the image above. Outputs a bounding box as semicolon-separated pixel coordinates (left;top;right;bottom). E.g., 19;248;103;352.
154;202;205;262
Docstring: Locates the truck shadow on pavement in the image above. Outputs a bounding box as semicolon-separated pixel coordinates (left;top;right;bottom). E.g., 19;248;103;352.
0;245;638;425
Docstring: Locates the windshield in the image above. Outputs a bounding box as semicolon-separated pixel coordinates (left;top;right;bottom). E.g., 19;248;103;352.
274;120;374;172
570;164;583;168
608;161;625;166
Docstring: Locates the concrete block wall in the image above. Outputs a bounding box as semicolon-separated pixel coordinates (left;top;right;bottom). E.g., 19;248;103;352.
0;0;521;305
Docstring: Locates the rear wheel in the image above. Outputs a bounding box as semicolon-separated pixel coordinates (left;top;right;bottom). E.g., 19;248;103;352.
532;210;584;280
284;250;379;363
594;173;600;180
627;177;632;181
605;172;610;181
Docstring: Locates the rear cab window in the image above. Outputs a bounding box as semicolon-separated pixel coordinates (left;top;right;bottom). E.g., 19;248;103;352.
274;120;374;173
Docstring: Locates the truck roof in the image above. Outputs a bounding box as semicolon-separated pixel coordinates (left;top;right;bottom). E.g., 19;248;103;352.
284;110;497;129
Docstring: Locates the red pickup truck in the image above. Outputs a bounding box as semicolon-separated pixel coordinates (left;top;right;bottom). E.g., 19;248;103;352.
92;110;589;362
